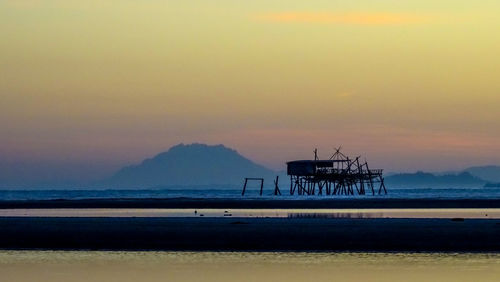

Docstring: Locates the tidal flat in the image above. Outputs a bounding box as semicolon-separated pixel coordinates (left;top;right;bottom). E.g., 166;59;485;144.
1;217;499;251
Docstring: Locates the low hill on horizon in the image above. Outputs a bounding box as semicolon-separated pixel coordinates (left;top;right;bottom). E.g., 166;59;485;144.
385;171;486;188
464;165;500;183
103;143;278;189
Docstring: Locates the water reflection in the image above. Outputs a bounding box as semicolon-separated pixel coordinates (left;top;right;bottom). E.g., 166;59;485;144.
288;212;384;219
0;208;499;219
0;251;499;282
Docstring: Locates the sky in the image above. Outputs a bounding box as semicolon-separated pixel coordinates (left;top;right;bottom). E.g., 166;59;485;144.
1;0;500;183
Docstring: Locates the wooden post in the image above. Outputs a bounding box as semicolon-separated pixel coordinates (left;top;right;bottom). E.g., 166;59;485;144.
274;176;281;195
378;176;387;195
259;179;264;196
364;162;375;195
242;178;265;196
241;178;248;196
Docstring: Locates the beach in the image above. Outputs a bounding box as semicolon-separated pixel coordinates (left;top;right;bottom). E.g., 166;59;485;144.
2;198;499;252
1;216;499;251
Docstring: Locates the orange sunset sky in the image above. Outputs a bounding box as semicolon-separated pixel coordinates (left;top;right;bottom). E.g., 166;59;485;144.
1;1;499;179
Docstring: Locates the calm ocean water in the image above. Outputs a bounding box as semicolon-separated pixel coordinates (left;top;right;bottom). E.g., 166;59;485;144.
0;187;500;201
1;251;499;282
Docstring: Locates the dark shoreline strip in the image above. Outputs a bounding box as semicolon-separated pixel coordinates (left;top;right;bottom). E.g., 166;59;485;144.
1;198;500;209
1;217;499;252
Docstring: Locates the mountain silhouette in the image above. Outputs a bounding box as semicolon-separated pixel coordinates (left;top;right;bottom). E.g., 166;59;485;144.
104;143;277;188
464;165;500;183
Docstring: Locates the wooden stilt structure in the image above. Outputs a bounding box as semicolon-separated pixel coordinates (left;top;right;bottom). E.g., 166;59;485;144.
241;178;264;196
287;148;387;196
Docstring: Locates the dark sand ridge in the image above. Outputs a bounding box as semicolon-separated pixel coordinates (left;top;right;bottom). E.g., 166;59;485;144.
1;217;499;251
1;198;500;209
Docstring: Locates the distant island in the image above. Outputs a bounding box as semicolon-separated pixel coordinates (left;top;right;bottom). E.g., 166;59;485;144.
103;143;277;189
384;165;500;188
384;171;486;188
464;165;500;183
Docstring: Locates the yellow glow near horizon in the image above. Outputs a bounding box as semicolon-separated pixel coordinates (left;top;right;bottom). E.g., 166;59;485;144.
1;0;499;172
254;12;432;25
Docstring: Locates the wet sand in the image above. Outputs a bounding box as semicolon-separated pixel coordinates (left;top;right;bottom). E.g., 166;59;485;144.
1;217;499;251
1;208;500;218
1;198;500;209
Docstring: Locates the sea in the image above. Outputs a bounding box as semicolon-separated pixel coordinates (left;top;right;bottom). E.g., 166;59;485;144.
1;187;500;201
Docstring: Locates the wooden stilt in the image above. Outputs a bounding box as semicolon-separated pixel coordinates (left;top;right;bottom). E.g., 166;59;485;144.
274;176;281;195
241;178;248;196
241;178;265;196
259;179;264;196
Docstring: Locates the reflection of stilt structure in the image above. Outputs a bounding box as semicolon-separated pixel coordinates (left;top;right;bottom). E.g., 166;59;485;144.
287;148;387;196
